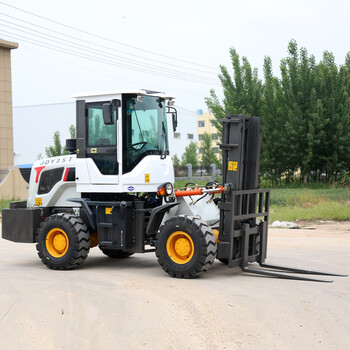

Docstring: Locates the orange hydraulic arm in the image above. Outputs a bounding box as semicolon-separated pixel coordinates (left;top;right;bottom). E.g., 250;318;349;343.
174;186;226;197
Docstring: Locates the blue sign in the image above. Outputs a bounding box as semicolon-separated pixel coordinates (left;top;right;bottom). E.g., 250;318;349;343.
127;186;135;191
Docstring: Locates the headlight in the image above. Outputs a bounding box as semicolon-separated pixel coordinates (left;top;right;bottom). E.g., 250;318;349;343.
157;182;173;197
165;183;173;195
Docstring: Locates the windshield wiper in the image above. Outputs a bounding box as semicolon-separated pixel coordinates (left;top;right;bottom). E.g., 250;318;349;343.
160;121;167;159
132;104;145;142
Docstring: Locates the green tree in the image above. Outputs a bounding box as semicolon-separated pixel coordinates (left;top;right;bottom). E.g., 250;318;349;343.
43;125;77;159
69;124;76;139
205;48;263;138
260;55;284;185
201;133;219;167
171;154;181;167
207;39;350;185
45;130;69;158
181;141;198;167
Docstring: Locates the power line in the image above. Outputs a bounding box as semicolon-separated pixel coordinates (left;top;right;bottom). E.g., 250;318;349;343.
0;29;220;86
0;29;217;85
29;44;215;99
0;19;218;84
0;13;218;76
14;101;198;115
0;1;219;71
13;101;74;109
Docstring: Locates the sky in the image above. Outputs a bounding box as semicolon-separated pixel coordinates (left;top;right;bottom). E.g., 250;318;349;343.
1;0;350;111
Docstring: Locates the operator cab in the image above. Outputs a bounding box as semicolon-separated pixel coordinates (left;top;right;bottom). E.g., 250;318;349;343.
122;94;169;174
73;90;177;194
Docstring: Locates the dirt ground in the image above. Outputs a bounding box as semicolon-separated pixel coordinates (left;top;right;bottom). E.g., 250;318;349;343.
0;221;349;350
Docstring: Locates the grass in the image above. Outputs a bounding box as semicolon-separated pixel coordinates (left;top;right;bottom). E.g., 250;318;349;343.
270;187;350;206
174;178;350;222
0;199;13;212
174;177;221;188
269;187;350;222
270;201;350;222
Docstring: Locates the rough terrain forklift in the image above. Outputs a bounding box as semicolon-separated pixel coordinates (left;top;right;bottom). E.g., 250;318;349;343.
2;89;346;282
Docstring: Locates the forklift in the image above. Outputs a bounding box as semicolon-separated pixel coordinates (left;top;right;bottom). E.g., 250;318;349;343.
2;89;347;282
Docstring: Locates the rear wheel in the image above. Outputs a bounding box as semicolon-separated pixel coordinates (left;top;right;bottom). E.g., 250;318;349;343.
155;215;217;278
36;214;90;270
100;249;134;259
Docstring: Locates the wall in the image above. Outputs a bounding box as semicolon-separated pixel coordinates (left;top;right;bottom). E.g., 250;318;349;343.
0;166;28;200
169;106;197;159
13;102;75;165
0;38;18;180
196;110;220;161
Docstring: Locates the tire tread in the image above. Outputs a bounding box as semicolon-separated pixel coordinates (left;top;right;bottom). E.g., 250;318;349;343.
36;213;90;270
155;215;217;279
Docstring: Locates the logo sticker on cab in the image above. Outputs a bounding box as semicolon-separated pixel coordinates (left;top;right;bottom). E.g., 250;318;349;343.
127;186;135;191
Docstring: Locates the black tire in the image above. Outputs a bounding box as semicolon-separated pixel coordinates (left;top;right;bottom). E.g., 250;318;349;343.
155;215;217;278
36;213;90;270
100;249;134;259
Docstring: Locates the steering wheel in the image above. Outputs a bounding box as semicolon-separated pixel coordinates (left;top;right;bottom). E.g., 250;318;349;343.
128;141;148;151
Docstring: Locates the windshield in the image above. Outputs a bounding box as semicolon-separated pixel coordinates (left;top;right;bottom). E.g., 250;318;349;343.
123;94;169;174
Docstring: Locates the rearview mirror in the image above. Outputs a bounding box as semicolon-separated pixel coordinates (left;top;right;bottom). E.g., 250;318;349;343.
102;103;113;125
102;99;121;125
172;113;177;132
167;106;177;132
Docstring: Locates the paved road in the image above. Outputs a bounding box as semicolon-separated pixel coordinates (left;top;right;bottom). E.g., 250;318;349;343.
0;223;349;350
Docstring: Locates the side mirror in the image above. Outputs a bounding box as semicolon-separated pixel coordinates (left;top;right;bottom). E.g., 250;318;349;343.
167;106;177;132
102;99;121;125
172;113;178;132
102;103;113;125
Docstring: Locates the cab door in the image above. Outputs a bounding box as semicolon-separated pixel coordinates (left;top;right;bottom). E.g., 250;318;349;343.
76;100;119;185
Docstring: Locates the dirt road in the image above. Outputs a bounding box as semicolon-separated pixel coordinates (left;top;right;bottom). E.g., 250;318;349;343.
0;222;349;350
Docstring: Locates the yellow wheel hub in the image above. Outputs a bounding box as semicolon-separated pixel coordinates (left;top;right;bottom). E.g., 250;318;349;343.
212;229;219;243
166;231;194;264
46;228;69;258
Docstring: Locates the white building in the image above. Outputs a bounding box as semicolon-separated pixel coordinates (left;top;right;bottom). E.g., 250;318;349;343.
13;102;75;165
13;102;197;165
170;106;197;160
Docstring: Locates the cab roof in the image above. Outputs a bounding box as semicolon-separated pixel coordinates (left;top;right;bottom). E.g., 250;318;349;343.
73;89;175;101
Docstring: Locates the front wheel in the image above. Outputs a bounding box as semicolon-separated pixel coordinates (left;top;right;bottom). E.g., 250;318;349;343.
36;214;90;270
155;215;217;278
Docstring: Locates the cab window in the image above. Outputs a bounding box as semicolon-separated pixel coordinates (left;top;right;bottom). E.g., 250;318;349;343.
38;168;64;195
87;103;117;147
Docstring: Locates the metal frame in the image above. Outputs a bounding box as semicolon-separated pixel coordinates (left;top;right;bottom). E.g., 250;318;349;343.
218;114;347;282
219;187;347;282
